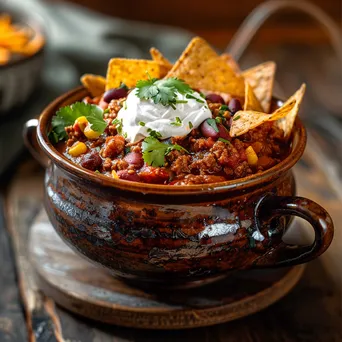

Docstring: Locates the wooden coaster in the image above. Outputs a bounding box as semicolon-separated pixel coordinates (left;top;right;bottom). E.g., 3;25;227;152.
29;210;305;330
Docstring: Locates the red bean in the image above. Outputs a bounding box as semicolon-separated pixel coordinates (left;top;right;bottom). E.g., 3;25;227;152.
103;87;128;103
205;93;225;104
80;152;102;171
218;124;231;140
228;98;242;114
124;152;143;168
138;166;169;184
200;120;220;138
117;170;141;182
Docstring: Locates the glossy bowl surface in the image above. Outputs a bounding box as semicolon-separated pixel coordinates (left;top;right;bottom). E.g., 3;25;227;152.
30;87;334;286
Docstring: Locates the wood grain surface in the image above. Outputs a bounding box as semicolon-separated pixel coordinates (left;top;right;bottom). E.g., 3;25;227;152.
0;196;28;342
29;211;305;329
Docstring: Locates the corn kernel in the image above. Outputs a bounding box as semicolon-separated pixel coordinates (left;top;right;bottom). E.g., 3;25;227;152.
68;142;87;157
246;146;258;166
84;125;101;139
74;116;88;132
112;170;119;179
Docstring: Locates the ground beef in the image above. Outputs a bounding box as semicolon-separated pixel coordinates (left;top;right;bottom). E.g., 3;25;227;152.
190;153;222;175
108;99;122;117
112;158;129;171
102;136;125;158
191;137;215;152
170;155;192;175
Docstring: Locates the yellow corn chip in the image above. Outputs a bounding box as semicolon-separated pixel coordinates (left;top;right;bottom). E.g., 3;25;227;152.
244;81;263;111
0;14;11;30
167;37;218;78
166;37;245;96
220;53;241;74
0;47;10;65
106;58;169;90
10;32;45;56
230;84;305;137
242;61;276;113
276;84;306;137
150;47;173;69
230;111;270;137
81;74;106;97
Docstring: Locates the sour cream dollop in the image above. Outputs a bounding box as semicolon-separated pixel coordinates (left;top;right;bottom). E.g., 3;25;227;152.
117;89;212;143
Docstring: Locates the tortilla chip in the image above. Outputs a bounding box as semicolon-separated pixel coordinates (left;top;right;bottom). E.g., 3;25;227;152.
230;111;270;137
167;37;218;77
10;32;44;56
0;14;11;30
276;84;306;137
150;47;173;69
106;58;169;90
0;47;10;65
242;61;276;113
166;37;245;96
220;53;241;74
230;84;305;137
81;74;106;97
244;81;263;111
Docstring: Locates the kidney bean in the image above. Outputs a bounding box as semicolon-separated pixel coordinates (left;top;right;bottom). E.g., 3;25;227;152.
200;120;219;138
205;93;225;104
80;152;102;171
138;166;169;184
117;170;141;182
103;87;128;103
228;98;242;114
124;152;144;168
218;124;230;140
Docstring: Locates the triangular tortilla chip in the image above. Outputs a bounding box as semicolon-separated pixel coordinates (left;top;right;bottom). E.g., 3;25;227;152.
242;61;276;113
167;37;245;96
220;53;241;74
81;74;106;97
244;81;263;111
230;84;305;137
150;47;173;69
167;37;218;78
276;84;306;138
230;111;271;137
106;59;169;90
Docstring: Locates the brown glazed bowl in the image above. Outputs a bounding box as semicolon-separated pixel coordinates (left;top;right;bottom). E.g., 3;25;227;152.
25;87;334;287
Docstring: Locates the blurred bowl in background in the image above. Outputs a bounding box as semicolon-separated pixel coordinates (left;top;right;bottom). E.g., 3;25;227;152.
0;2;46;115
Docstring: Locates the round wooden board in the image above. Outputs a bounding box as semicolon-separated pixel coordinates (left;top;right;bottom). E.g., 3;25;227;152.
29;210;305;330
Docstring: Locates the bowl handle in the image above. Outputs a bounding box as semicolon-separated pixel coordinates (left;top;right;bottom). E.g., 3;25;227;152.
254;194;334;267
23;119;49;168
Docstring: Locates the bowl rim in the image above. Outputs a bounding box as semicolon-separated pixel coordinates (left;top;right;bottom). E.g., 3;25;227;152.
37;86;307;195
0;4;46;70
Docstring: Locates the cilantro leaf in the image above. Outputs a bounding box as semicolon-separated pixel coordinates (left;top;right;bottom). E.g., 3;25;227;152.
142;136;169;167
49;102;107;142
206;118;219;132
142;136;188;167
136;77;194;109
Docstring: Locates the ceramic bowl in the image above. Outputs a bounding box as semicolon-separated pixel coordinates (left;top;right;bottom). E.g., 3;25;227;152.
0;3;45;115
24;87;334;286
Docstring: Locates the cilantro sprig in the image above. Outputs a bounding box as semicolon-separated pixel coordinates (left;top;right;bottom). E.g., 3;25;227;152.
136;77;194;109
49;102;107;143
142;136;188;167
